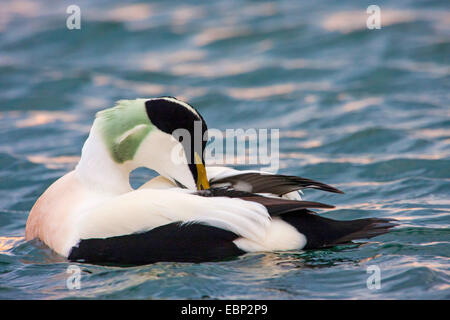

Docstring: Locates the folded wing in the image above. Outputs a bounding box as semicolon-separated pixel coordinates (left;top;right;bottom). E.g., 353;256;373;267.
207;166;343;196
75;188;271;246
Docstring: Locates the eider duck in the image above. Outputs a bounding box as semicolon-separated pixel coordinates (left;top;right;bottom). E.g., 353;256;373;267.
25;97;395;265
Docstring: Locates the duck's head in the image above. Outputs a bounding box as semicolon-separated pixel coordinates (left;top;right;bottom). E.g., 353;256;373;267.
88;97;209;191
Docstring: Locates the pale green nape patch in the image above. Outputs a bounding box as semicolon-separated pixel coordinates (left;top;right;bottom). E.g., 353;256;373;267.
95;99;154;163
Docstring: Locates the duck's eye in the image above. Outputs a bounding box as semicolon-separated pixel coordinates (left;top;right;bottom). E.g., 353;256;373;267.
178;136;183;142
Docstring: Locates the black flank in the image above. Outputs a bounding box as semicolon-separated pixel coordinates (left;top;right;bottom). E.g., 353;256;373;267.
68;222;244;265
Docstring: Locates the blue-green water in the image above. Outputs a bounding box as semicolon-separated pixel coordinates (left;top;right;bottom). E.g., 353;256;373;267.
0;0;449;299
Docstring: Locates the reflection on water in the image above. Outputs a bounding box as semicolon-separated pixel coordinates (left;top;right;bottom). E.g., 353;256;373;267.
0;236;23;255
227;82;332;100
322;10;415;33
105;4;154;22
15;112;78;128
26;155;79;169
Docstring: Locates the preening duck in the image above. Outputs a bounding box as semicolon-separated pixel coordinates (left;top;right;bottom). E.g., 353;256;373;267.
25;97;395;265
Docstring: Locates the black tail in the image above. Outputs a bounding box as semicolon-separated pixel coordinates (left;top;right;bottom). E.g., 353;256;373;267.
281;210;396;249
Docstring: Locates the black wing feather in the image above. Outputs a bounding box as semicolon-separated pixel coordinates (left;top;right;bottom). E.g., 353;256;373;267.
196;187;334;216
210;172;344;195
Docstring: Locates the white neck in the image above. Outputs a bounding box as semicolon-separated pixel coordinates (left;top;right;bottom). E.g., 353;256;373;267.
75;122;133;195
